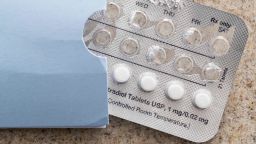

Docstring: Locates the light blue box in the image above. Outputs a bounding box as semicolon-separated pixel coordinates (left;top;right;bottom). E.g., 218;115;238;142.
0;0;108;128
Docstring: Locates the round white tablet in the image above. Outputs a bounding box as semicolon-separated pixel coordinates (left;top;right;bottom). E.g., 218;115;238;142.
112;64;131;83
139;72;158;92
193;89;213;109
165;81;185;100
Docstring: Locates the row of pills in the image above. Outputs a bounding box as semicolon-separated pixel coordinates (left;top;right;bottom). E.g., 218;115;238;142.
93;29;222;82
112;63;213;109
105;2;231;57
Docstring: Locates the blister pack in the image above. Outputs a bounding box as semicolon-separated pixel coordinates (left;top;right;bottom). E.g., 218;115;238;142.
83;0;248;142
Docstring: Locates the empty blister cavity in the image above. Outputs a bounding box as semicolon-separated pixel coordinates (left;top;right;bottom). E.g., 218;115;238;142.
146;45;167;65
201;63;222;82
210;36;230;57
120;38;140;56
155;19;175;38
129;11;149;30
174;55;194;74
183;27;203;46
105;2;122;21
93;28;113;47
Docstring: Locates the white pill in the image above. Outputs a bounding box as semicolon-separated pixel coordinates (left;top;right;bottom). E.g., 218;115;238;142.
93;29;112;47
166;81;185;100
139;72;158;92
112;64;131;83
129;11;148;29
155;19;175;38
183;27;202;46
211;36;230;57
106;2;121;20
193;89;212;109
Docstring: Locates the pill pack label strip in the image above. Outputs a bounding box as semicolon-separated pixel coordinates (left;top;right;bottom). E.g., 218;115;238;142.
84;0;248;142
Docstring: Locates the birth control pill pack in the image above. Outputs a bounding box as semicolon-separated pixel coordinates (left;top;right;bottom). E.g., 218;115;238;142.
83;0;248;142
